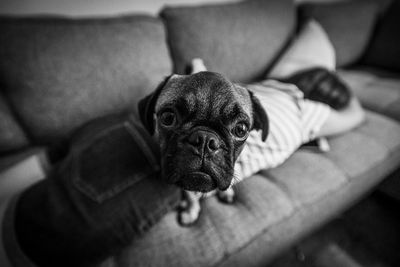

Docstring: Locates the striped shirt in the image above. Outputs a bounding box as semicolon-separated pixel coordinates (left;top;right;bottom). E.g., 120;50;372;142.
234;79;331;182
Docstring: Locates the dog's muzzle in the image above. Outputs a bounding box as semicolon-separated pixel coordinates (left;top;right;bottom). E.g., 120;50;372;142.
175;172;217;192
170;128;230;192
186;130;221;157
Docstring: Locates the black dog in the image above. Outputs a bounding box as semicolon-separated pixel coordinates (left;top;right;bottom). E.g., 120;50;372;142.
139;71;268;224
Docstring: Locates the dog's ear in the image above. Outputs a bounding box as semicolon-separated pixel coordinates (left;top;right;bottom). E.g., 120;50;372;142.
248;90;269;141
138;75;173;134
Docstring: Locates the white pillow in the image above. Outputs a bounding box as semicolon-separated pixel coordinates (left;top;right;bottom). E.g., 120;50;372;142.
268;19;336;79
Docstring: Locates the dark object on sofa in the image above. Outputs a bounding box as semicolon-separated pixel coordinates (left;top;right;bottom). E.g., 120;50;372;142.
283;67;352;110
9;113;181;267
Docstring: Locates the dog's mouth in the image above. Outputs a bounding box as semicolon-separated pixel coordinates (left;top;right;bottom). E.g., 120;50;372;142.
163;156;234;193
174;171;218;192
161;132;234;192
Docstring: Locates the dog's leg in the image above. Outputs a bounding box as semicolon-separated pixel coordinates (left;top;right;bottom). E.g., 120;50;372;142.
217;187;235;204
178;190;202;226
191;58;207;74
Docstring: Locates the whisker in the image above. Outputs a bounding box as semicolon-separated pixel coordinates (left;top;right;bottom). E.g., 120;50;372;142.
231;173;243;194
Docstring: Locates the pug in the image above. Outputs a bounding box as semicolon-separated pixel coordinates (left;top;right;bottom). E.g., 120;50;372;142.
138;63;268;225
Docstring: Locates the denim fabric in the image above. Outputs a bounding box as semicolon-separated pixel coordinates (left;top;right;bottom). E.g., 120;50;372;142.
72;120;160;203
11;113;180;267
3;195;37;267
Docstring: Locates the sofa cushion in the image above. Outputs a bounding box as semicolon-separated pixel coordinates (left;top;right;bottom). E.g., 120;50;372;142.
0;15;172;146
161;0;295;83
111;109;400;267
337;68;400;121
362;0;400;72
264;150;347;208
0;94;29;153
264;111;400;218
115;174;295;267
300;0;380;67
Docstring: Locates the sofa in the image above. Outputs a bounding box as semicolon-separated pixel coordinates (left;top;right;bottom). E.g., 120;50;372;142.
1;0;400;266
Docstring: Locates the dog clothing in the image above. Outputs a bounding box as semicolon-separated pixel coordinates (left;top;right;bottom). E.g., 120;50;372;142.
235;79;331;181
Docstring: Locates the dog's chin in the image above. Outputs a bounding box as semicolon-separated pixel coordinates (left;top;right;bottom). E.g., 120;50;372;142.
174;172;218;193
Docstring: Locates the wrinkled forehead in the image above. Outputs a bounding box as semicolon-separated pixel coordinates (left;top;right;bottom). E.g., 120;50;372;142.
156;72;252;119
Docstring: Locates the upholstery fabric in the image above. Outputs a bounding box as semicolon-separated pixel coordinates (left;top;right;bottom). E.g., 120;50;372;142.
300;0;380;67
111;110;400;267
362;0;400;72
0;94;29;153
161;0;295;83
264;150;347;208
115;174;295;267
268;19;335;79
0;15;172;146
266;111;400;204
338;68;400;121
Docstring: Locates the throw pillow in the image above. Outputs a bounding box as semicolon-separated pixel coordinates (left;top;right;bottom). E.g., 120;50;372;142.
268;19;335;79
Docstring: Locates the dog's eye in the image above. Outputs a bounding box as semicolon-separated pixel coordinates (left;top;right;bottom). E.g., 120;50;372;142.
159;111;177;127
232;122;249;139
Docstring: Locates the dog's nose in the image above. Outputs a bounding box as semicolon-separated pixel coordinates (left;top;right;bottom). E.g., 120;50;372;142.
188;130;220;154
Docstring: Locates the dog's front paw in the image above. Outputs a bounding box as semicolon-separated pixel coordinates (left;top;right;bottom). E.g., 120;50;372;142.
177;191;202;226
178;208;199;226
191;58;207;74
217;187;235;204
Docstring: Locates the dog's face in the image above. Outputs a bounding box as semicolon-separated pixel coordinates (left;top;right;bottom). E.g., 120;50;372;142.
139;71;268;193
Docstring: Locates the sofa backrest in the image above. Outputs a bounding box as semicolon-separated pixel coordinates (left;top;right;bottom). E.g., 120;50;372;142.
299;0;381;68
0;0;386;153
161;0;296;83
361;0;400;72
0;15;172;147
